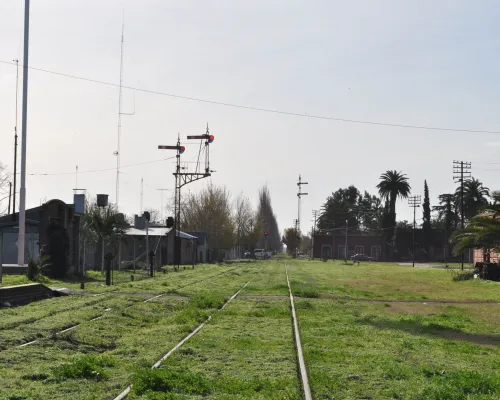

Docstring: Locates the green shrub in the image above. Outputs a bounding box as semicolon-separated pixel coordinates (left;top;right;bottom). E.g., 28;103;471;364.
53;354;116;381
292;283;319;298
26;255;51;281
190;294;225;310
133;368;211;396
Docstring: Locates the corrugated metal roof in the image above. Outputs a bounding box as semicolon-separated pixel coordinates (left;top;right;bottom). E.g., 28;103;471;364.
125;227;197;239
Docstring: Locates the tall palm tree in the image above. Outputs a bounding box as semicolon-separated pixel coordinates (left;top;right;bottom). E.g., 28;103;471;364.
377;170;411;258
455;177;490;221
377;170;411;219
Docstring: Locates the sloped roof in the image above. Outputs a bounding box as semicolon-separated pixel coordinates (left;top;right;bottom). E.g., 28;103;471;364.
186;231;208;245
125;227;197;240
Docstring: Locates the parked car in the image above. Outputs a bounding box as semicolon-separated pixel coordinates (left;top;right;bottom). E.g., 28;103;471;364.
243;251;252;258
350;254;374;261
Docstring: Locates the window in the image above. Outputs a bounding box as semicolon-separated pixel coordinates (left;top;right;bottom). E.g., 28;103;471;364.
355;246;364;255
371;246;381;260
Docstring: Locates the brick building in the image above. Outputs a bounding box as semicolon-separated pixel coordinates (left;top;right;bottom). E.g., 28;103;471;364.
313;232;384;260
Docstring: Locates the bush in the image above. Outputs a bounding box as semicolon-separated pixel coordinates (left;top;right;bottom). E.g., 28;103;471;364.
450;270;475;281
190;294;226;310
475;262;500;281
53;354;116;381
26;255;51;281
133;368;211;396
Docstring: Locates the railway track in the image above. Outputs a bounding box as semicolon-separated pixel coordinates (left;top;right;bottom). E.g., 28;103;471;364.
113;274;258;400
6;265;249;350
285;262;313;400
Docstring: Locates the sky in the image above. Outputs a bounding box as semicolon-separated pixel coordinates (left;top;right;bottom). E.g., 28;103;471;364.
1;0;500;235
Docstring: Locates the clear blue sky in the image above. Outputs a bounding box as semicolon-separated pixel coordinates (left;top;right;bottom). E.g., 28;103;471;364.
1;0;500;234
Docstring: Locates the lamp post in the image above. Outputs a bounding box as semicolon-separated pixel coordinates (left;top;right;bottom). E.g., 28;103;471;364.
17;0;30;267
345;219;348;261
96;194;109;274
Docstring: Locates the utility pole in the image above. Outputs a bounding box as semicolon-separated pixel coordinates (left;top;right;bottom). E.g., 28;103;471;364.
311;210;318;259
408;195;421;268
18;0;30;267
12;59;19;218
139;178;143;214
297;175;308;233
293;218;299;258
8;182;12;215
345;219;348;261
453;160;471;270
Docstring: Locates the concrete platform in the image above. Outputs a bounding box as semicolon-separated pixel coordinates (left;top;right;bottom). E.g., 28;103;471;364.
0;283;66;306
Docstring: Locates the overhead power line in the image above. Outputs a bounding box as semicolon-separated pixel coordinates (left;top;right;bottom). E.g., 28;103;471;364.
25;156;176;176
1;59;499;134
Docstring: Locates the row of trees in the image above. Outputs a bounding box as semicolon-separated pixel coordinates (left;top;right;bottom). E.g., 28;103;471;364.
178;183;281;256
317;170;494;258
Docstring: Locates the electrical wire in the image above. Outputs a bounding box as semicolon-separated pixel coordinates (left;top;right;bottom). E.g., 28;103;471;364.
24;156;176;176
1;59;498;134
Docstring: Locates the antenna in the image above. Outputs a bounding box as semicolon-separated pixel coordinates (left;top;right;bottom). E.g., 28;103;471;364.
115;17;125;207
140;178;143;214
157;188;171;222
114;13;135;208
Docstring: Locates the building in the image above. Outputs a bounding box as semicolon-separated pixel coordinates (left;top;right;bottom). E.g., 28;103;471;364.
472;249;499;264
117;215;198;268
186;232;210;263
0;199;81;271
313;227;457;262
313;232;384;260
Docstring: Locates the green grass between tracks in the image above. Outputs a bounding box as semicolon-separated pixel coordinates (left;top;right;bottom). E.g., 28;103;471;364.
1;260;500;399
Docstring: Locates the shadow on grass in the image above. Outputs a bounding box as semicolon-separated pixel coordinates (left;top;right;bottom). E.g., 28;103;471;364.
358;315;500;348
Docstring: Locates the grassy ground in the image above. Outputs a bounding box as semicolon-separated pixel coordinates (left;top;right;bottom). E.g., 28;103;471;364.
289;260;500;301
287;260;500;400
1;259;500;399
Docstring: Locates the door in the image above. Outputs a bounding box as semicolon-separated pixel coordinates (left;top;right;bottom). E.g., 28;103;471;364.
321;245;332;259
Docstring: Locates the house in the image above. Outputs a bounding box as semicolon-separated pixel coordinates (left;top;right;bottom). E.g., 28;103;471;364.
186;232;210;263
118;216;198;268
472;249;499;264
313;232;384;260
0;199;81;271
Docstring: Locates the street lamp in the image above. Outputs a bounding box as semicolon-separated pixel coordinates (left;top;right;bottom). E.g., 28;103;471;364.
345;219;348;262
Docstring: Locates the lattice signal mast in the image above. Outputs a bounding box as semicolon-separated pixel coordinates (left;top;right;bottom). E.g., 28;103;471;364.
158;125;215;269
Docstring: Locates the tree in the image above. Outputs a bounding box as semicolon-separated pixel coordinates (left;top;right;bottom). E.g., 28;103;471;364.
282;228;301;256
301;234;312;254
318;186;361;231
233;194;254;252
433;194;458;232
456;177;490;221
377;170;411;258
182;183;235;257
422;180;432;254
0;162;12;215
396;220;413;229
81;201;128;272
256;186;281;252
356;191;384;230
451;192;500;258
